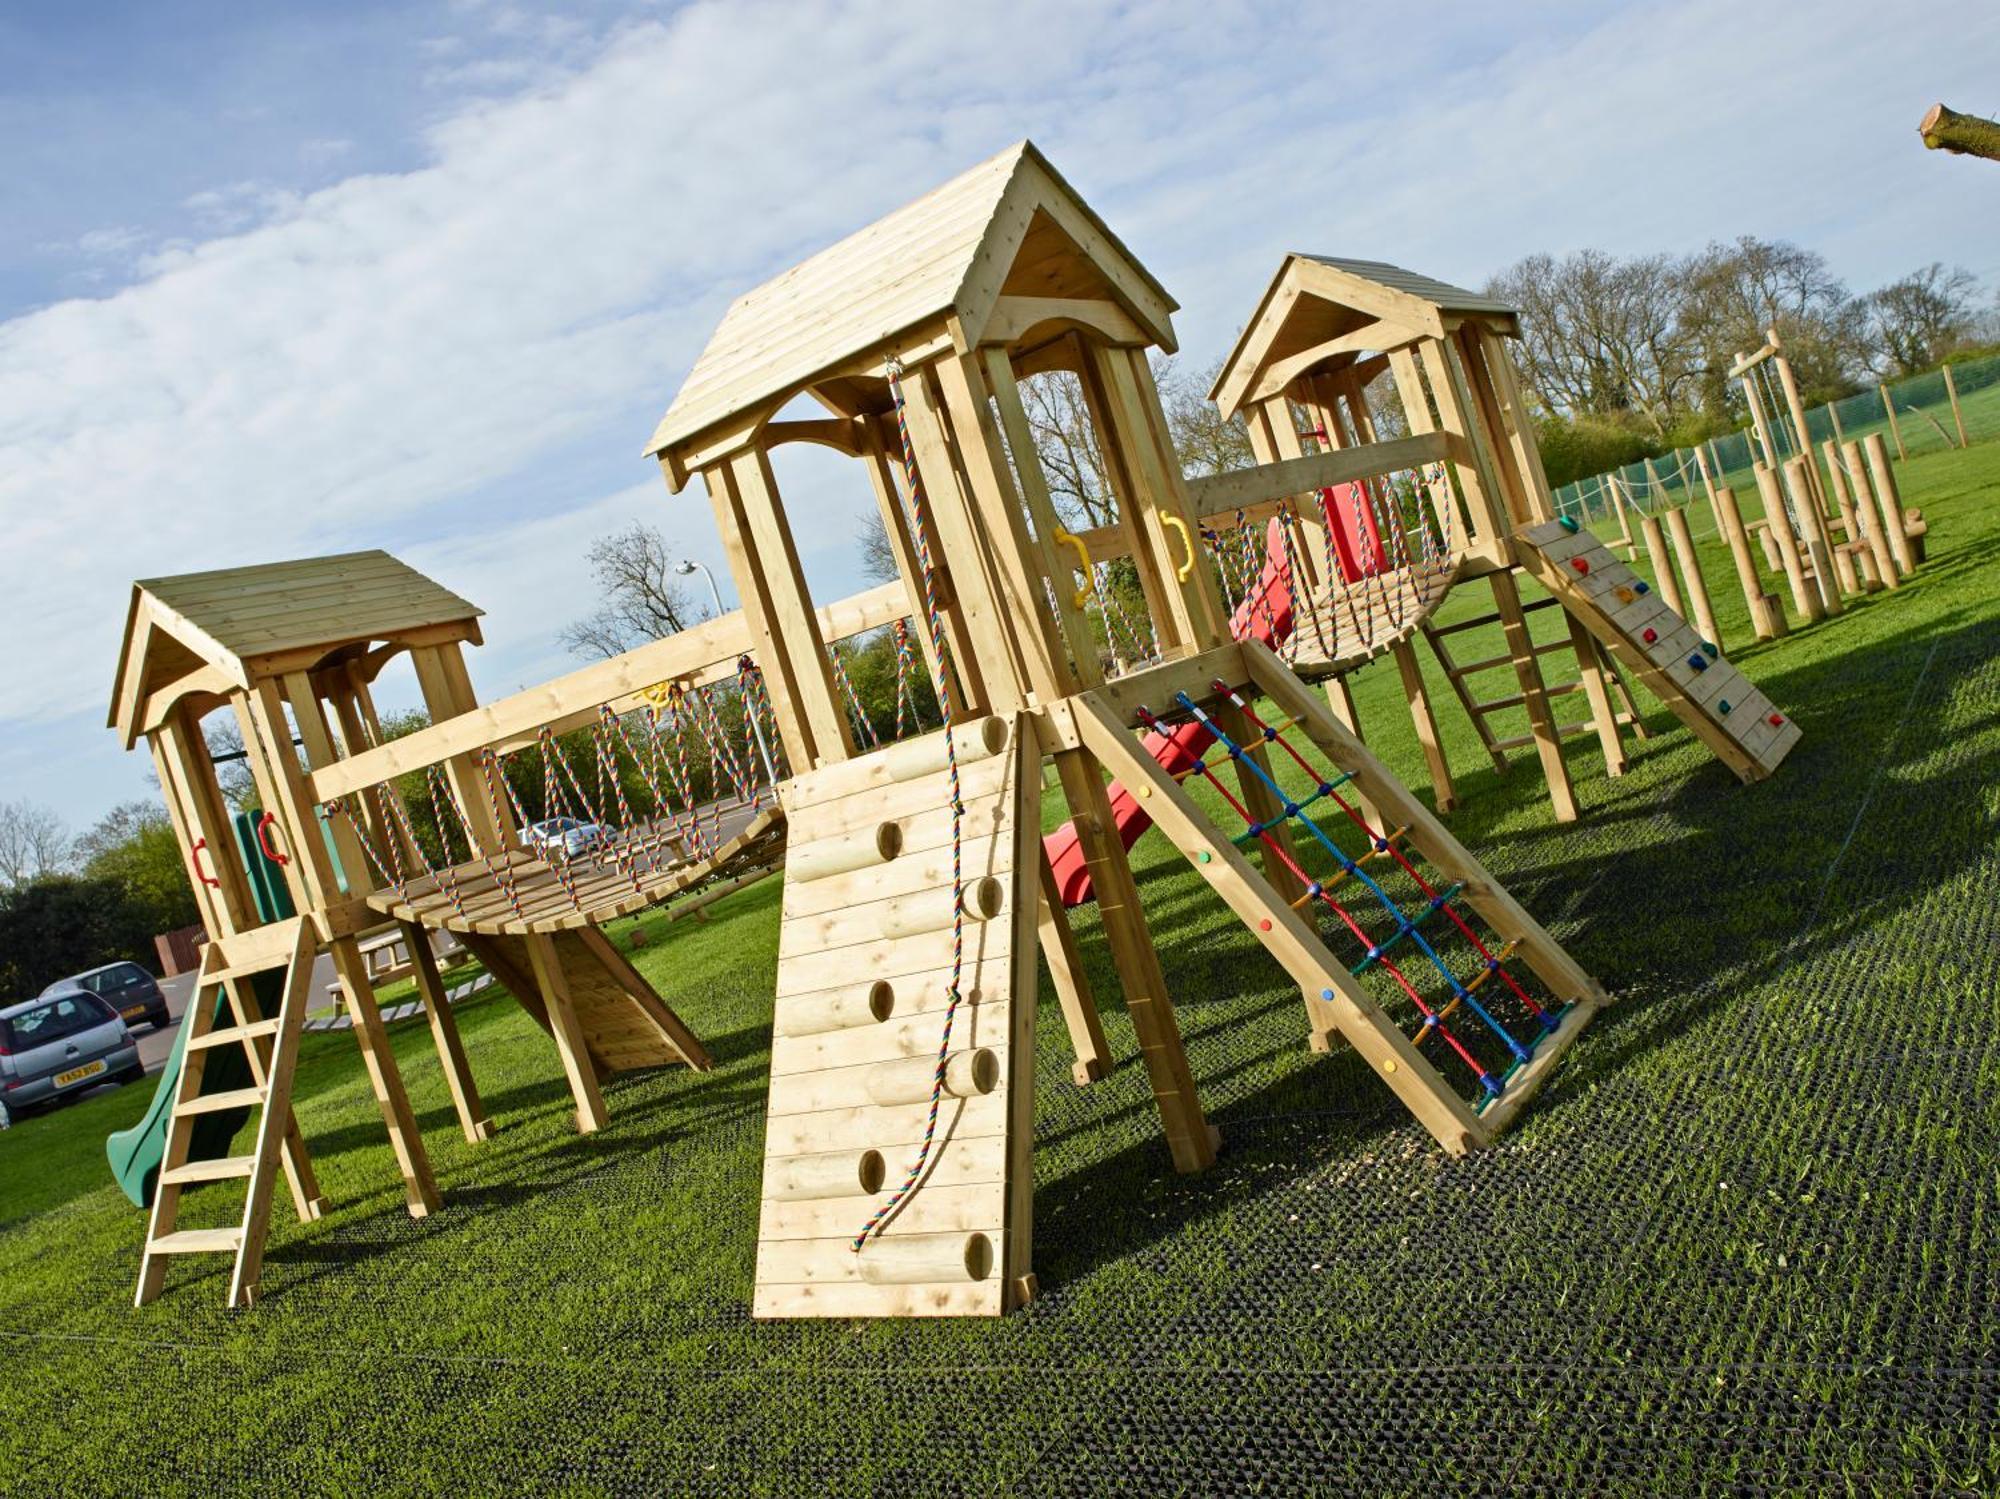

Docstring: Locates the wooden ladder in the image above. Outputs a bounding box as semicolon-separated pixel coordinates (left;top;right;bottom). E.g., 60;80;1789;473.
136;916;322;1309
1422;589;1646;774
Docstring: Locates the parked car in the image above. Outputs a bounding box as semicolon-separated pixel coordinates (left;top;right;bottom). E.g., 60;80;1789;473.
0;992;143;1115
525;816;608;860
43;960;170;1031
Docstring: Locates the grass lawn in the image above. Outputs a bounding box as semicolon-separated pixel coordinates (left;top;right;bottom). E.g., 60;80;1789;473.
4;443;1999;1495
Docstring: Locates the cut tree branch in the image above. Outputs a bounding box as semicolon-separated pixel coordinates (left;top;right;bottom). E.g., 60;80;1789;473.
1920;103;2000;162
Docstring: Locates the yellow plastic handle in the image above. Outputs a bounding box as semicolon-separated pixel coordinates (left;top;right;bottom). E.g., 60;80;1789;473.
1162;513;1196;581
1051;527;1091;607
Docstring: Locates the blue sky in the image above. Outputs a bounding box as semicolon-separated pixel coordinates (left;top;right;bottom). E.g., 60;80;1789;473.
4;0;1998;831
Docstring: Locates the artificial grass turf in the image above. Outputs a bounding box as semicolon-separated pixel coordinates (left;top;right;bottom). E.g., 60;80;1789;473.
3;444;1998;1495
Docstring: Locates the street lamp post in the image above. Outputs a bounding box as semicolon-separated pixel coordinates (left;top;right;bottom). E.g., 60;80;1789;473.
673;559;779;790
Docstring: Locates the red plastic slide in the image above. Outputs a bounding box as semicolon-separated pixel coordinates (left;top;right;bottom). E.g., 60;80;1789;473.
1044;517;1299;906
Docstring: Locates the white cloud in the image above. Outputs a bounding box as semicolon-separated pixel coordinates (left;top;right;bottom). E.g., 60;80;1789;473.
3;0;1997;825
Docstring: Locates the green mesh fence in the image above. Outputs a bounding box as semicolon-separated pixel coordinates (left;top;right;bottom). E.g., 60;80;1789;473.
1552;352;2000;532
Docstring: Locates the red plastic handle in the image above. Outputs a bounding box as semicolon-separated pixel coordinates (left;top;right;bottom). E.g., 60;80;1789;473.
256;812;291;866
190;838;221;889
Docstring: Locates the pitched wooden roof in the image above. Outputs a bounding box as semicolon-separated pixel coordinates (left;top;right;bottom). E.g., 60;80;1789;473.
648;140;1178;463
1210;255;1521;419
109;551;482;744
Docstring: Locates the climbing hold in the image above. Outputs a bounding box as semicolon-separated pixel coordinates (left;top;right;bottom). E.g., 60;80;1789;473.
1641;627;1658;644
1699;640;1719;657
1570;557;1590;575
1768;713;1785;727
1718;699;1733;715
1688;653;1708;672
1635;580;1650;595
1258;918;1272;932
1559;516;1580;533
1614;586;1637;605
1195;850;1211;864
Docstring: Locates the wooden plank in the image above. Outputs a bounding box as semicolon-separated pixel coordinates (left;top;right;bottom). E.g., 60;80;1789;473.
400;919;494;1143
1184;435;1450;520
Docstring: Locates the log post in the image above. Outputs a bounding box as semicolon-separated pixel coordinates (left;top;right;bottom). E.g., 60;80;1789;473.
1920;102;2000;162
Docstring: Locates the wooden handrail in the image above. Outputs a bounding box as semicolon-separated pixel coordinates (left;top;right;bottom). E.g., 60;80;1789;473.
307;580;910;803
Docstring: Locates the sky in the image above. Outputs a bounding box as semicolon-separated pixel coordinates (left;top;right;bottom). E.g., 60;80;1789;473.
4;0;1998;830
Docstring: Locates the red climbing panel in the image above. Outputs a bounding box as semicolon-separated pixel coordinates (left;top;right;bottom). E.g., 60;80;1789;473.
1319;482;1391;584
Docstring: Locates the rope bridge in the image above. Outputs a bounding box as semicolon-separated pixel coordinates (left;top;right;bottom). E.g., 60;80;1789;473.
333;637;924;938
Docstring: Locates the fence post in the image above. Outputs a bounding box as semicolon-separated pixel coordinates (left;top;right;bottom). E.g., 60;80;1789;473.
1942;363;1969;448
1879;383;1907;460
1828;400;1846;449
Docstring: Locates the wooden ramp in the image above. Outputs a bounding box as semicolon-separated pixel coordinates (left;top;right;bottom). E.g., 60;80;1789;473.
754;717;1039;1319
1513;521;1801;781
455;927;709;1077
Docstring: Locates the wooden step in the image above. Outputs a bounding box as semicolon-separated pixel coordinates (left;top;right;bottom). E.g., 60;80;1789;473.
176;1086;266;1117
147;1227;244;1255
160;1154;258;1186
188;1019;281;1052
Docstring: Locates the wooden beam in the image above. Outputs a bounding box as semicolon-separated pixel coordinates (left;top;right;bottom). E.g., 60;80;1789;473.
978;296;1149;350
1184;432;1450;519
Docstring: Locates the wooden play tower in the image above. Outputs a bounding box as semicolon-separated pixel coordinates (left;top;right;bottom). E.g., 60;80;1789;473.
108;552;713;1307
646;143;1618;1318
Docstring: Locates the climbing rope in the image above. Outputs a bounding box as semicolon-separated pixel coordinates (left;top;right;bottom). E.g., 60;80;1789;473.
853;358;969;1255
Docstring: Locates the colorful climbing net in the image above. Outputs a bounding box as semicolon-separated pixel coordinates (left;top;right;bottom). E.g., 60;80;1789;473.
1139;680;1569;1109
852;358;973;1254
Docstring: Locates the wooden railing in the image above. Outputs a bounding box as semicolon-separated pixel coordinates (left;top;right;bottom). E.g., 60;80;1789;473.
307;580;908;804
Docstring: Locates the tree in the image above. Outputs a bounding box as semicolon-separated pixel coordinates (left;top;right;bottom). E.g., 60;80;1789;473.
0;876;159;995
561;522;707;659
1865;263;1979;375
1153;354;1254;476
202;718;259;811
0;800;71;887
75;801;201;937
1677;236;1867;407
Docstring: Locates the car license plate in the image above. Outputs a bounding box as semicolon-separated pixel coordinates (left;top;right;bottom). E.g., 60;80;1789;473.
121;1003;149;1019
55;1060;107;1088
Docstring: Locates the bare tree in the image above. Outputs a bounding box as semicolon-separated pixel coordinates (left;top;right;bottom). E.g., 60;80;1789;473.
1865;263;1979;375
1018;370;1117;528
856;508;899;583
0;800;72;886
202;718;259;810
1153;355;1254;476
561;522;708;659
1678;236;1868;406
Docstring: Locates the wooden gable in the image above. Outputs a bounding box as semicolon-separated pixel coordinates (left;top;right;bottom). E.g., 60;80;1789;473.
1211;255;1521;419
109;551;482;745
647;141;1179;466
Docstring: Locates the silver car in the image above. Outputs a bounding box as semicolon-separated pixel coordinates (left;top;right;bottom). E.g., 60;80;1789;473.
0;991;143;1116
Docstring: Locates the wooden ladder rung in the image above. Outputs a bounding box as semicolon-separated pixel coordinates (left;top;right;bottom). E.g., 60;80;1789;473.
160;1155;257;1186
1471;681;1584;716
188;1019;281;1052
147;1227;245;1255
176;1086;267;1117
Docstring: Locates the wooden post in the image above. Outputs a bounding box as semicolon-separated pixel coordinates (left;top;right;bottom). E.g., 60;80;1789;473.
1637;512;1684;616
1713;484;1784;640
1942;363;1969;448
1740;355;1781;469
1049;735;1217;1173
1389;638;1457;812
1489;568;1579;824
524;932;608;1134
1754;466;1822;622
1844;440;1901;590
325;935;443;1216
1821;439;1858;542
1772;350;1829;518
1783;458;1842;615
1606;474;1636;556
1692;443;1725;536
1036;854;1111;1085
400;919;494;1143
1663;507;1722;652
1863;433;1918;576
1880;383;1907;460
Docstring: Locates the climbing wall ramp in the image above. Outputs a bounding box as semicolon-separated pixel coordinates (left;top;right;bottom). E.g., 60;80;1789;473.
1513;520;1801;781
755;716;1039;1318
